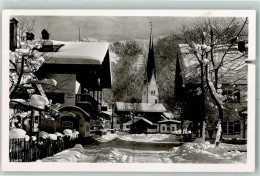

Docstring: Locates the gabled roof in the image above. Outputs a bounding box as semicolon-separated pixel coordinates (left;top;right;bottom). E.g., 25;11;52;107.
134;117;154;125
158;119;181;124
178;44;247;85
115;102;166;113
44;41;109;65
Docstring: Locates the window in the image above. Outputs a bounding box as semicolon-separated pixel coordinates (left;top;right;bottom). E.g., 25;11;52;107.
155;99;158;104
144;91;146;94
172;126;175;131
46;92;65;104
222;121;241;134
167;127;170;131
162;126;165;131
234;121;241;134
62;121;73;128
35;116;39;123
222;122;228;134
228;122;234;134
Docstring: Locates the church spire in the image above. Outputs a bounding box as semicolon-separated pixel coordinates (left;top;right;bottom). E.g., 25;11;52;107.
149;22;153;49
146;22;156;83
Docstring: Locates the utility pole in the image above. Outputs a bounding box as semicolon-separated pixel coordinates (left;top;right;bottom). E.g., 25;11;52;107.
111;102;114;129
79;27;81;42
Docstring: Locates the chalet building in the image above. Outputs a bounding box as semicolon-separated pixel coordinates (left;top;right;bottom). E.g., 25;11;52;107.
36;41;112;137
174;43;247;139
114;102;167;133
158;120;181;134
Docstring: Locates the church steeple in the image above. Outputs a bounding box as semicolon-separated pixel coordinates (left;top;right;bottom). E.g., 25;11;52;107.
142;22;159;104
145;22;156;83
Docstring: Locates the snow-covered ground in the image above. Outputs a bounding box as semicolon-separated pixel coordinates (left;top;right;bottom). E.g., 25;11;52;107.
37;134;247;163
169;141;246;163
97;133;175;142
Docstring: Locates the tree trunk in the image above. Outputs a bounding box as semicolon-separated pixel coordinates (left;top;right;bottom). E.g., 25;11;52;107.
205;64;223;121
10;56;25;99
199;62;206;137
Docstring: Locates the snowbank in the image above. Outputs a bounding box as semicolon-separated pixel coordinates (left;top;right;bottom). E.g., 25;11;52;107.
96;133;118;142
169;141;246;163
120;134;171;142
36;144;87;162
97;133;172;142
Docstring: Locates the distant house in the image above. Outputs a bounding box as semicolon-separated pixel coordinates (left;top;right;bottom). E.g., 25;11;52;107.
114;102;167;133
122;119;136;132
36;40;112;137
174;43;247;139
158;120;181;134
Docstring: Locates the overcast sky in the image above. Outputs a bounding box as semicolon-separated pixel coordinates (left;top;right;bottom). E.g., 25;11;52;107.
15;16;198;42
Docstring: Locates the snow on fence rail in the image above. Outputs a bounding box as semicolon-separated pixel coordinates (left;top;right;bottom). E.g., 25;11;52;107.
9;136;78;162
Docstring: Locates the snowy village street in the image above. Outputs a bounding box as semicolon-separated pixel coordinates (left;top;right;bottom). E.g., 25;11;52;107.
37;133;247;163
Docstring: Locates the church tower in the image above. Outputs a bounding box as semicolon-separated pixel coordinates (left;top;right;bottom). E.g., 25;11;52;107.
142;23;159;104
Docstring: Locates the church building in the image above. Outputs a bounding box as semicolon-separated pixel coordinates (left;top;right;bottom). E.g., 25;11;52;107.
114;24;179;134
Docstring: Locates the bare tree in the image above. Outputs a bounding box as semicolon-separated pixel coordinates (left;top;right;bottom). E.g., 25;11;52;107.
172;17;248;140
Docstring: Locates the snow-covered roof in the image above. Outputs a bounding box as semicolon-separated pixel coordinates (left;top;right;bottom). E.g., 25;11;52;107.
178;44;247;85
158;119;181;124
134;117;154;125
125;117;141;125
10;100;46;111
101;110;112;116
115;102;166;113
45;41;109;65
163;112;174;119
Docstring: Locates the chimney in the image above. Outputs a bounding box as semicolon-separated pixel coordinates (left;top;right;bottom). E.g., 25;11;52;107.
41;29;50;40
10;18;19;51
26;32;35;41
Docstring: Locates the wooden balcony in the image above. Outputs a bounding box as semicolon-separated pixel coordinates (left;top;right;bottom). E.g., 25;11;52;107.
75;94;100;112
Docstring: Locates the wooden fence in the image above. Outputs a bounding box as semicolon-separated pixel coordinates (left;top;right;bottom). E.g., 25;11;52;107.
9;136;78;162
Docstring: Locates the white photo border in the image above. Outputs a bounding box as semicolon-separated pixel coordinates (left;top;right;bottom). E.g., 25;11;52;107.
1;9;256;172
